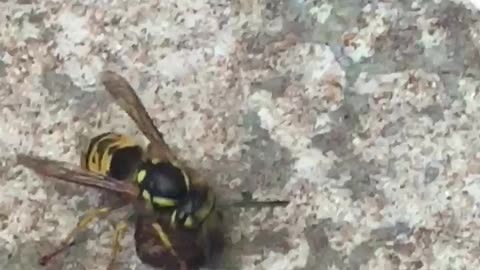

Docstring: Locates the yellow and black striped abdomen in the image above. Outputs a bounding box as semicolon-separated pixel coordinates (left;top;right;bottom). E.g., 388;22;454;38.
82;132;145;181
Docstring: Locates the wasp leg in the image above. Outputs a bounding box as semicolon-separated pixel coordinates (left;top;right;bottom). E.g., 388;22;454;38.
151;223;189;270
106;221;128;270
39;207;113;266
151;223;175;254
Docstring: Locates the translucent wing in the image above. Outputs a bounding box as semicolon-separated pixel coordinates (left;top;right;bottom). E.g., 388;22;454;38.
16;154;140;200
100;71;176;162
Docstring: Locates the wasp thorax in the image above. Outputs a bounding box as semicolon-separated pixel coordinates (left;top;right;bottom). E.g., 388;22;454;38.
136;160;190;208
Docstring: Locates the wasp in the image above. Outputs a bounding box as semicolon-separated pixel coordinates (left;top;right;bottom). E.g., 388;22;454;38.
16;71;288;270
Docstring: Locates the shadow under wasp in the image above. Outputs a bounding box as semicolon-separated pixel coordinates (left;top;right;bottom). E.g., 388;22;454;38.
16;71;289;270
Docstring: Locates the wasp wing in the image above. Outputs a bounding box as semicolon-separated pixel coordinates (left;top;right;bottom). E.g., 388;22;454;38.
100;71;176;162
16;154;140;199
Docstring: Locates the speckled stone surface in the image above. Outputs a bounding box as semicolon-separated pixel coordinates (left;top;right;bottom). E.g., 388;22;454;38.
2;0;480;269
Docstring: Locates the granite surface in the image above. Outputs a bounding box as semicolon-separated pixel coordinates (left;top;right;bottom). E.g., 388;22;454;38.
2;0;480;269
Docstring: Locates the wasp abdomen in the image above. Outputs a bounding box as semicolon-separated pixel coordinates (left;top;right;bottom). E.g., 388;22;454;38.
108;146;144;181
82;132;144;181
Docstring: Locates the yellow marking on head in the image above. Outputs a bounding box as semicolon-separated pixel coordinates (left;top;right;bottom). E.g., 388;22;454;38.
142;190;151;201
152;196;177;207
184;217;193;228
152;223;177;256
137;170;147;184
152;158;160;164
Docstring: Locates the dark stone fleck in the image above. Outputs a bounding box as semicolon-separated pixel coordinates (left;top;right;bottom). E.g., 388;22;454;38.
41;70;102;116
424;163;440;184
249;228;290;254
313;103;363;157
242;128;292;190
0;239;9;269
0;60;6;77
243;32;278;54
17;0;32;4
215;110;293;196
330;155;381;201
174;91;182;99
251;75;289;98
411;260;424;269
312;125;351;157
41;71;81;96
329;103;360;130
393;242;416;257
386;158;398;179
222;228;290;269
371;222;412;243
304;222;345;270
41;28;55;42
4;239;64;270
348;242;375;270
381;118;405;137
345;93;370;115
387;253;401;267
262;0;282;21
28;11;46;24
420;104;444;122
345;223;413;269
242;110;263;133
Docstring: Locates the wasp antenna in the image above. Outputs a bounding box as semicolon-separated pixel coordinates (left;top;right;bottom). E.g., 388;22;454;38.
222;200;289;209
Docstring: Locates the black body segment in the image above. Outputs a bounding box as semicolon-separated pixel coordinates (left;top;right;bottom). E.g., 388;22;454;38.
139;161;189;199
109;146;144;181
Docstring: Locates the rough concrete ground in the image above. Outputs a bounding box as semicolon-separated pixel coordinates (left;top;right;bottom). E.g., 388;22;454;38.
2;0;480;269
